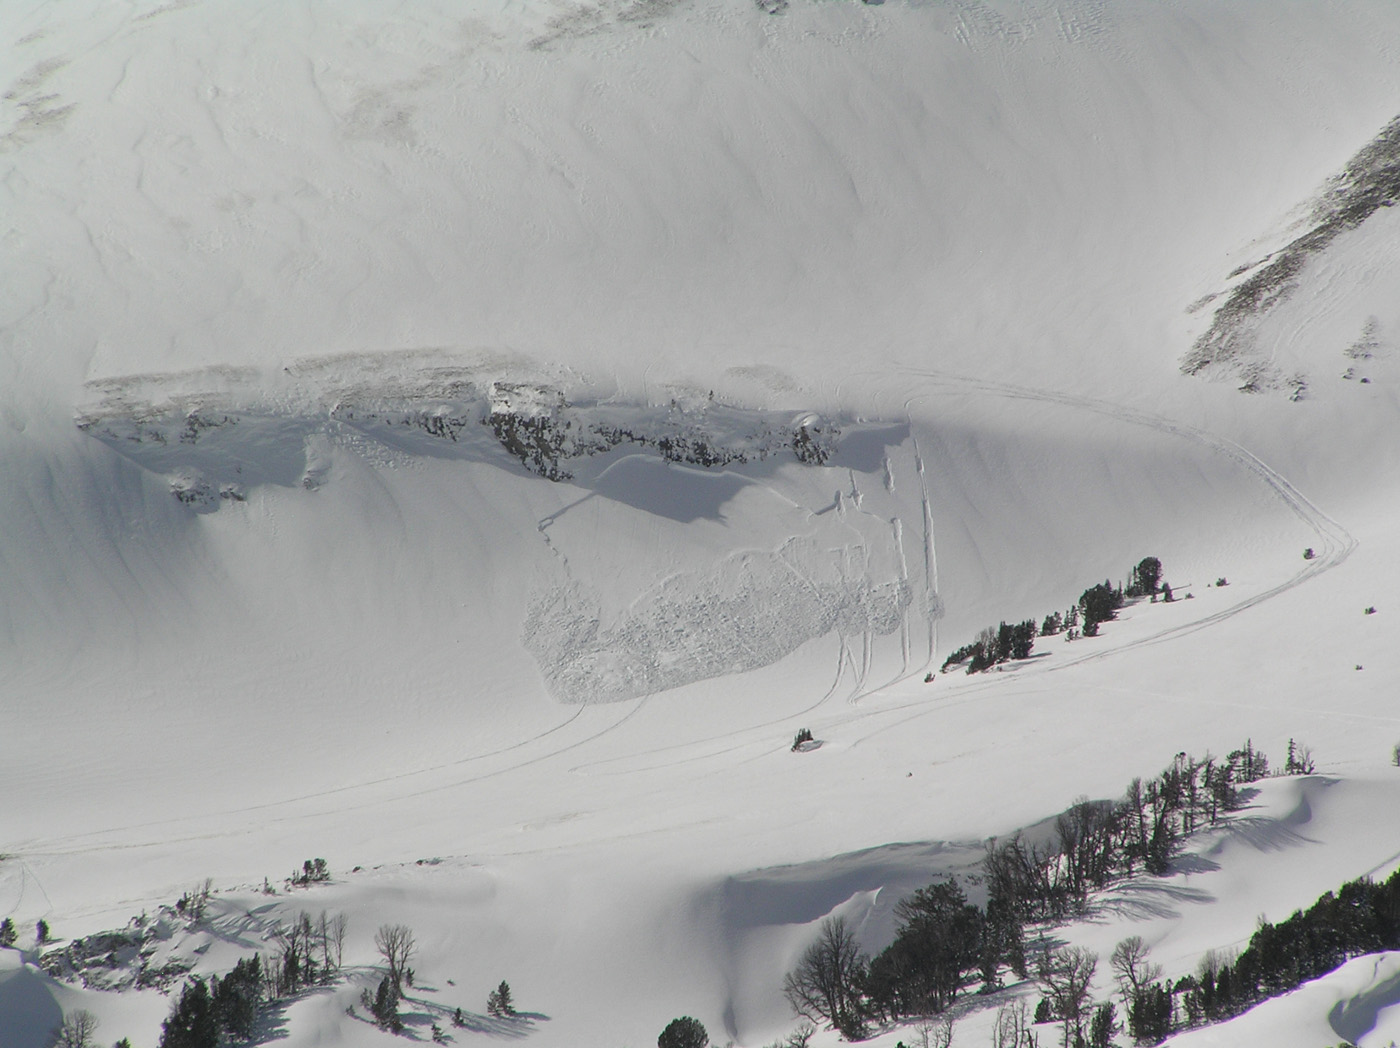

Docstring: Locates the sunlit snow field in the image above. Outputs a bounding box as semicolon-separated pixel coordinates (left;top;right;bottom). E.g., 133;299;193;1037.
3;0;1400;1044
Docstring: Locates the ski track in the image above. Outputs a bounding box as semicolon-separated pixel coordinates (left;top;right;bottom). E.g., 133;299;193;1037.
842;367;1360;749
11;705;591;857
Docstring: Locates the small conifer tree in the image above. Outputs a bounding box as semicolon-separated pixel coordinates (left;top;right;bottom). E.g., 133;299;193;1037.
487;979;516;1017
369;975;402;1032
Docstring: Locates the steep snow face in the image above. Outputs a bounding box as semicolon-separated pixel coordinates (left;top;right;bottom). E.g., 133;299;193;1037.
6;0;1400;408
1184;115;1400;397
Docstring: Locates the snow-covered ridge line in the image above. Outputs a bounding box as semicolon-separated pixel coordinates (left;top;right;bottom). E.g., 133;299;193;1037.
1183;111;1400;394
75;363;843;504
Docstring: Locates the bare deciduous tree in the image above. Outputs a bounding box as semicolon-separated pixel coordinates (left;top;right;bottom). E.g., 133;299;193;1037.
782;916;868;1040
911;1013;954;1048
991;1000;1036;1048
1036;944;1098;1048
375;923;416;995
783;1022;815;1048
50;1009;99;1048
318;910;348;974
1110;935;1161;1011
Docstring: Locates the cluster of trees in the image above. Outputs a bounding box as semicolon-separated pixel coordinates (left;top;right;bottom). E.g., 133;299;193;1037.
159;959;262;1048
985;742;1267;930
487;979;517;1018
361;923;416;1033
173;881;212;923
287;858;330;888
0;916;51;951
941;620;1037;674
1122;867;1400;1042
158;909;348;1048
864;880;1024;1027
782;740;1278;1040
1074;582;1123;637
1283;738;1316;776
943;558;1166;672
1123;558;1162;598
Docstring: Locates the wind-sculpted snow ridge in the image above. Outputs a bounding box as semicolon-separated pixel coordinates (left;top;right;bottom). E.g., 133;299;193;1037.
1184;113;1400;396
76;360;841;505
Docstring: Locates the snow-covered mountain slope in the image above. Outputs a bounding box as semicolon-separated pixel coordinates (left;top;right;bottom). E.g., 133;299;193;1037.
4;0;1400;1045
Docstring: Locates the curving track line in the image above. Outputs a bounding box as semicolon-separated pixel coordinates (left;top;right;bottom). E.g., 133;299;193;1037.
895;367;1357;665
837;366;1361;747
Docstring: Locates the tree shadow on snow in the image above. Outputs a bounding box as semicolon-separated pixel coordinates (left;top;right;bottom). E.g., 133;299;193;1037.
245;991;297;1044
1215;813;1317;853
1087;880;1215;923
395;993;551;1042
1165;853;1222;876
450;1010;551;1039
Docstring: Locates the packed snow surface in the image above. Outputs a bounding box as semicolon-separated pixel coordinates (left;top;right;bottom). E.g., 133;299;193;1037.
4;0;1400;1044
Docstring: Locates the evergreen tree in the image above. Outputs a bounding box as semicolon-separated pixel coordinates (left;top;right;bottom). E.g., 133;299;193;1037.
888;879;982;1013
980;891;1026;989
658;1016;709;1048
212;955;263;1038
368;975;402;1032
1079;582;1123;629
1227;740;1269;782
1088;1001;1119;1048
0;918;15;946
486;979;516;1017
159;978;219;1048
1010;619;1036;660
1128;557;1162;597
1128;983;1173;1044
